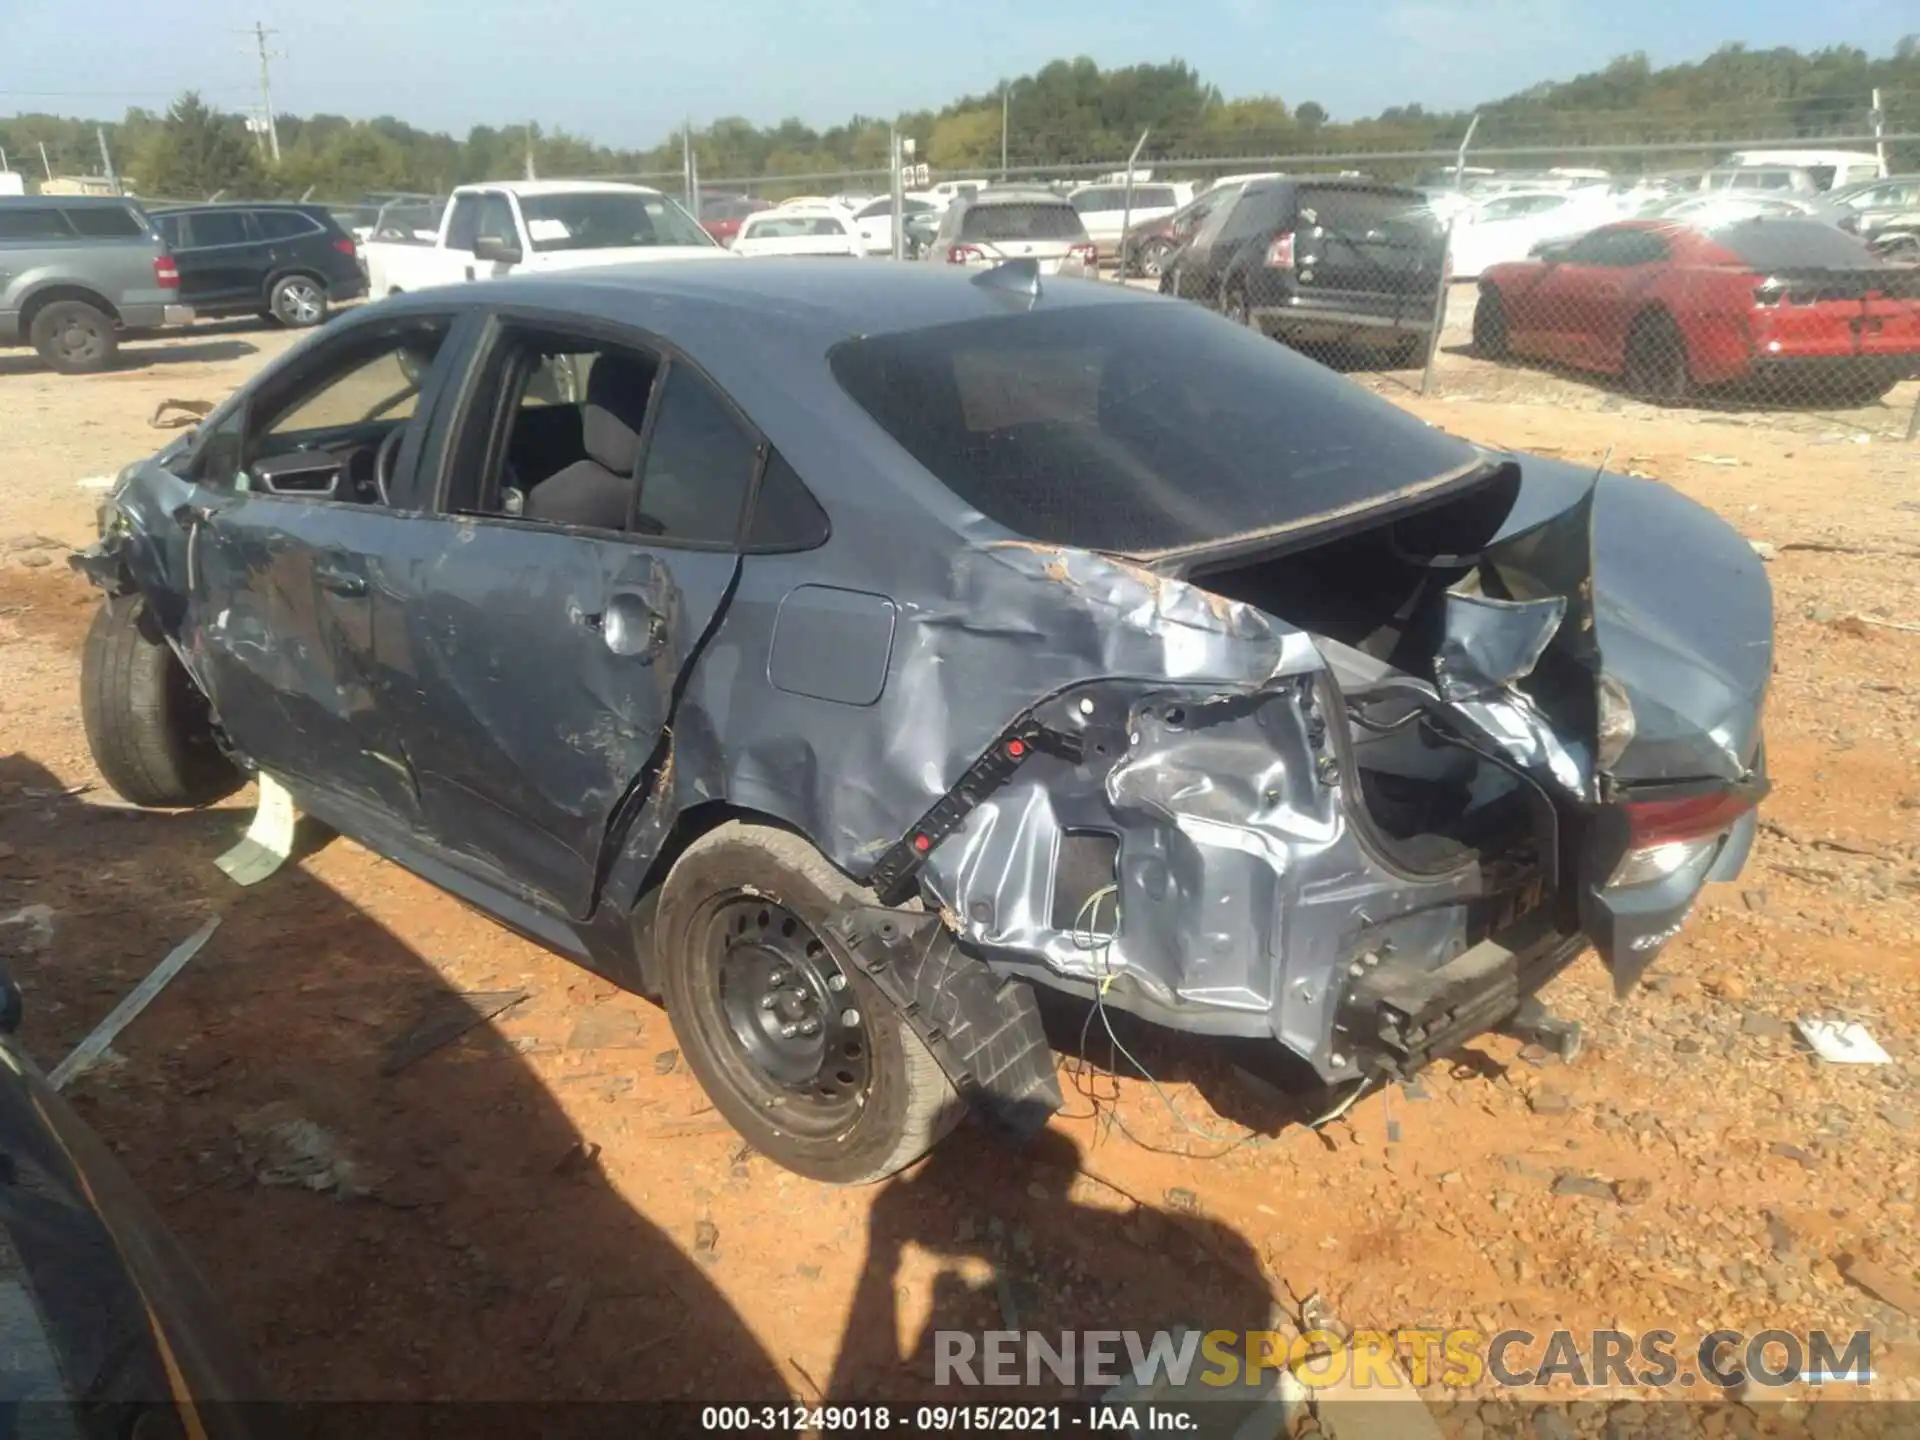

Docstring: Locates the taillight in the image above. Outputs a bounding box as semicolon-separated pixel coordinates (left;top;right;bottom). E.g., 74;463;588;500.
153;256;179;288
946;244;986;264
1068;242;1098;268
333;236;357;256
1264;231;1295;269
1609;790;1756;887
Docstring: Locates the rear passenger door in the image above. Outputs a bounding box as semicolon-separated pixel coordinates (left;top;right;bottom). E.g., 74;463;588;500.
369;315;758;922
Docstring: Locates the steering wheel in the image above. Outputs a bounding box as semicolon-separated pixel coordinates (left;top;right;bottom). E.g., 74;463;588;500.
373;424;406;508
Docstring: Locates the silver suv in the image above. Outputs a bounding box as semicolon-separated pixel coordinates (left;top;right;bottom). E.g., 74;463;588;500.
0;196;193;373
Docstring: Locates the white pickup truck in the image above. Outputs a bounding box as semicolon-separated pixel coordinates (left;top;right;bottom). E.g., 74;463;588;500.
362;179;730;296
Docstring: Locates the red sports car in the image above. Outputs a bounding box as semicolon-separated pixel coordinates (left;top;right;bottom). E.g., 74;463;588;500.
1475;217;1920;404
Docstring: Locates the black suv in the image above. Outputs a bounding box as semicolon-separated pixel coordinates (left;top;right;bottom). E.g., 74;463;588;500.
1161;177;1446;367
148;203;367;328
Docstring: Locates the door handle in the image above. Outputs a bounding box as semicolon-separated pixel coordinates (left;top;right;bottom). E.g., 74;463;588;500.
577;593;668;660
314;562;367;597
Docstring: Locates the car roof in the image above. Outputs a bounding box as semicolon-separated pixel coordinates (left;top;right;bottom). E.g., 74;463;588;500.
964;188;1071;207
465;180;666;198
0;194;134;206
389;256;1148;345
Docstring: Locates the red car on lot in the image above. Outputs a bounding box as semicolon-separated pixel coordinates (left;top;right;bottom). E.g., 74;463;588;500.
698;192;771;247
1474;217;1920;404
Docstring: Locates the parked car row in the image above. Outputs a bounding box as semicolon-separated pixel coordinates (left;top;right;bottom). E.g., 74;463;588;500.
1;192;369;372
1474;215;1920;405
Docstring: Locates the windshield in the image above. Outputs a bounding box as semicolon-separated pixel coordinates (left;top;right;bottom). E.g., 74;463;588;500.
519;192;714;252
830;302;1480;553
960;203;1087;243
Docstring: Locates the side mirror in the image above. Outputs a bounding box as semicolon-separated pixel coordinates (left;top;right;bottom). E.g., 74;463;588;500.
473;234;523;265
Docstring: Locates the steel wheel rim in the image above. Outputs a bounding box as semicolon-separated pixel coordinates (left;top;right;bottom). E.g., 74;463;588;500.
1141;241;1169;278
57;316;103;363
279;281;322;324
702;896;873;1135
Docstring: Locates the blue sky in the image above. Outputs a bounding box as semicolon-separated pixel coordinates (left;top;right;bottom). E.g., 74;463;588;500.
0;0;1911;147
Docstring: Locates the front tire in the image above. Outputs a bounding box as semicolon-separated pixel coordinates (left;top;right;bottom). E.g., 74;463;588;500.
655;823;962;1185
268;275;327;328
1138;238;1174;279
1471;287;1509;359
1625;310;1690;402
31;300;118;375
1222;281;1255;329
81;599;241;808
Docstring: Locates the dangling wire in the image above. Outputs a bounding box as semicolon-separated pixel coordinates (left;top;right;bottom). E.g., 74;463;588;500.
1062;883;1261;1157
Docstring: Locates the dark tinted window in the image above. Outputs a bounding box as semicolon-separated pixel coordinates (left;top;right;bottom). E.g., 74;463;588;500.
960;203;1085;242
1713;218;1879;270
746;452;830;551
1134;186;1178;209
154;214;184;248
64;205;147;238
635;367;757;544
256;209;322;239
831;303;1479;553
0;207;73;240
1217;187;1286;243
182;210;252;247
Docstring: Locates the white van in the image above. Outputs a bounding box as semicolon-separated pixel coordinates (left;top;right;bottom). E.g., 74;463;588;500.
1725;150;1885;191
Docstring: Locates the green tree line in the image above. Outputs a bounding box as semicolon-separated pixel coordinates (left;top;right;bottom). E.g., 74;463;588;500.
3;39;1915;203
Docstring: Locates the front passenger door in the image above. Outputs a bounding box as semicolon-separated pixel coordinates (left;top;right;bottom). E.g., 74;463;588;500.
177;313;467;824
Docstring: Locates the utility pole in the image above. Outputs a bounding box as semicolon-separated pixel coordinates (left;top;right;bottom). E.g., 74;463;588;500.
1453;113;1480;189
243;21;282;163
1000;84;1009;180
1870;88;1887;176
683;118;694;212
524;122;537;180
97;128;120;194
38;141;53;181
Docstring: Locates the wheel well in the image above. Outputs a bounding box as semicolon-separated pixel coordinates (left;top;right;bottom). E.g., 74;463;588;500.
633;800;842;909
263;268;326;303
21;285;121;335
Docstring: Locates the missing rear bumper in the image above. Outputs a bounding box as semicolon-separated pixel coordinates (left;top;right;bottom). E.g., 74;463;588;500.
1332;922;1586;1079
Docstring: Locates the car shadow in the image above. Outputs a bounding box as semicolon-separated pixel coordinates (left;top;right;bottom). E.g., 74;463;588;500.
823;1124;1285;1404
0;750;788;1411
1436;338;1911;419
0;338;259;379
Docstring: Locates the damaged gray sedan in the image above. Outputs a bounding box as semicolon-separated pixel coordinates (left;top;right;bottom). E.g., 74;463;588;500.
72;259;1771;1183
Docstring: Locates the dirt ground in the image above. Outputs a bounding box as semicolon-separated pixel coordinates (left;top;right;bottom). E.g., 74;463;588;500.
2;305;1918;1428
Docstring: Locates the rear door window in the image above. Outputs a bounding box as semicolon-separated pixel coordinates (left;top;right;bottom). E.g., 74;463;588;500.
64;206;147;239
257;210;322;240
0;207;75;241
182;210;254;248
1134;186;1177;209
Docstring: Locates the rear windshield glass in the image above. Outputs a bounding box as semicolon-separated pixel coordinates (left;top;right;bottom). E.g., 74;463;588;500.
960;203;1086;243
519;192;713;252
1294;188;1442;243
1712;219;1880;270
830;303;1479;553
